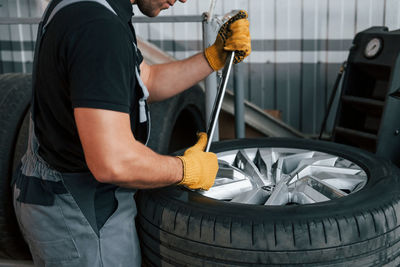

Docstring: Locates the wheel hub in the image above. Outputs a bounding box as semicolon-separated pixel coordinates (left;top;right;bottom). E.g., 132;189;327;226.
200;148;368;205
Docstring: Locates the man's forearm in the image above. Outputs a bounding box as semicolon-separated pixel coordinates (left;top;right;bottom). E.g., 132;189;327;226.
75;108;183;189
107;141;183;189
145;52;213;102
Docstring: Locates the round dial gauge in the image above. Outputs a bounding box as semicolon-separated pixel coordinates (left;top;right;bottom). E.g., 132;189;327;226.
364;38;382;58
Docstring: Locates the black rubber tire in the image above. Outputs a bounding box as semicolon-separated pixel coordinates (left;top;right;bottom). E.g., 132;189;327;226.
148;85;205;155
0;73;32;259
137;138;400;266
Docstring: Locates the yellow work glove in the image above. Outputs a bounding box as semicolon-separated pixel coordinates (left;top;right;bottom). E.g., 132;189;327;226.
204;10;251;71
177;133;218;190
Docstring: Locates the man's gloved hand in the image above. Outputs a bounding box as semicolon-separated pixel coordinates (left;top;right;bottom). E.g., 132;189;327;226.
177;133;218;190
204;10;251;71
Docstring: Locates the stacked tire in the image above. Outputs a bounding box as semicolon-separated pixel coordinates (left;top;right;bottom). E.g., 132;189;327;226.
0;73;31;259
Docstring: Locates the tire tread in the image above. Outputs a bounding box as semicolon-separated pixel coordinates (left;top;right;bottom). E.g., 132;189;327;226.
0;73;32;259
137;138;400;266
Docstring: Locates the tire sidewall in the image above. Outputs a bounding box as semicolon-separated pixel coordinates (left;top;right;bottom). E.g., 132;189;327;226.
148;85;205;154
0;73;32;259
148;137;400;222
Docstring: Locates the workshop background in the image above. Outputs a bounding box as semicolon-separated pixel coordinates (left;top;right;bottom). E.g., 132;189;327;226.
1;0;400;135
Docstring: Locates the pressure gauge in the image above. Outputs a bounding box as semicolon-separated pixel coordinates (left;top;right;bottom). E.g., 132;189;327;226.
364;38;382;58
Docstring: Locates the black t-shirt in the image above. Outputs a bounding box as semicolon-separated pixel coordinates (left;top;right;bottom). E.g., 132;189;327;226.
34;0;143;172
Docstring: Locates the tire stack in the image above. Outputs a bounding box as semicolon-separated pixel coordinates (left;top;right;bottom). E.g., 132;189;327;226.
0;73;31;260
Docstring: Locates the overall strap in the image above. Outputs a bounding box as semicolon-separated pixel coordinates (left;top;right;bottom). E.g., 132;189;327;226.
132;42;150;123
43;0;117;33
31;0;118;119
26;0;120;169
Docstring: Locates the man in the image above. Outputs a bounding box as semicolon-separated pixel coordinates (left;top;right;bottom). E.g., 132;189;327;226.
12;0;251;266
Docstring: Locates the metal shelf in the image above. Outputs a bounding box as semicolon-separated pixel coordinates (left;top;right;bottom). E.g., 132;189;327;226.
341;95;385;108
334;126;378;141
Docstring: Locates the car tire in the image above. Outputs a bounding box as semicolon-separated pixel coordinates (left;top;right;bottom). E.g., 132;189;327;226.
0;73;31;259
148;85;205;155
136;138;400;266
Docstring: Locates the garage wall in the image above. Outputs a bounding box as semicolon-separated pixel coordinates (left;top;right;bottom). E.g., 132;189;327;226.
1;0;400;134
0;0;43;73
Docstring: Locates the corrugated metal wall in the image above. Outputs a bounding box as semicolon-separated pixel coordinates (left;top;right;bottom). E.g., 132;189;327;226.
1;0;400;134
0;0;43;73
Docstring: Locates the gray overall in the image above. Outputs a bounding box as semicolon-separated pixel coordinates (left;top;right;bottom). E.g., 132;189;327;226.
12;0;150;266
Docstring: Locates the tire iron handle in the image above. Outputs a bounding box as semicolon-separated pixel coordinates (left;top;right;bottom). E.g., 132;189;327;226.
205;51;235;152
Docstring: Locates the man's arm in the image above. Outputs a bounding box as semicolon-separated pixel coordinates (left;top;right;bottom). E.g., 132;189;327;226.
140;52;213;103
74;107;183;188
74;107;217;190
140;10;251;103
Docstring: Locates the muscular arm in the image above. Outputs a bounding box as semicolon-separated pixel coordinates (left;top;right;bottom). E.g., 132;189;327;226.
74;107;183;188
140;52;213;102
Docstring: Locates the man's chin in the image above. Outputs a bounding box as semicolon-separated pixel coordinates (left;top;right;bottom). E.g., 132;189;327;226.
147;12;160;17
138;7;160;17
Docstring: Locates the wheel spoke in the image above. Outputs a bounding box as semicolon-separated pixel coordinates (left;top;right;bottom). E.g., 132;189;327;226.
234;150;265;187
200;178;253;200
253;149;274;185
231;187;271;204
217;150;239;165
217;160;248;182
265;175;292;205
290;186;329;204
296;165;362;177
290;176;347;201
319;176;366;192
275;152;314;183
289;155;338;176
293;165;365;192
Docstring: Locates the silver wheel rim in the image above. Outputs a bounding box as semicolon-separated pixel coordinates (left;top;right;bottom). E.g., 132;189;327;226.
199;147;368;205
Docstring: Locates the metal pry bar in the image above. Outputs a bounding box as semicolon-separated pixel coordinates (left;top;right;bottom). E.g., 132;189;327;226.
205;51;235;152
